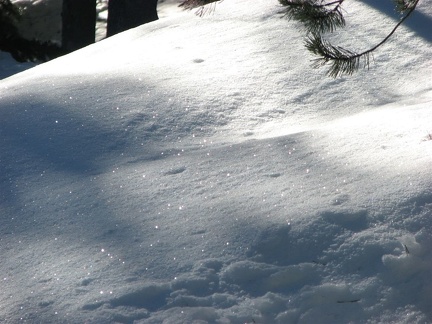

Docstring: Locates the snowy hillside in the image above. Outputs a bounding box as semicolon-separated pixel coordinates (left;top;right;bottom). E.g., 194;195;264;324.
1;0;431;323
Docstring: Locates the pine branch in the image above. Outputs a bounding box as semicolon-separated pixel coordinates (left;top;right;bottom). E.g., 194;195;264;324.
0;0;21;22
305;0;420;77
179;0;222;17
279;0;345;33
305;33;369;78
0;0;63;63
393;0;418;13
0;0;21;34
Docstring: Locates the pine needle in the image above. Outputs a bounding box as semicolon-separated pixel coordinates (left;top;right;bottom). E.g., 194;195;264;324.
279;0;345;33
393;0;418;13
291;0;420;77
305;33;368;78
179;0;222;16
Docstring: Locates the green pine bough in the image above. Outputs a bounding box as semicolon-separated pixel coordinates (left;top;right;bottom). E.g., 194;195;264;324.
179;0;223;16
279;0;347;34
181;0;420;77
280;0;421;77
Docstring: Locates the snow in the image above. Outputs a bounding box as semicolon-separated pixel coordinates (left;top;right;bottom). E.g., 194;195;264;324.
1;0;432;323
0;51;35;80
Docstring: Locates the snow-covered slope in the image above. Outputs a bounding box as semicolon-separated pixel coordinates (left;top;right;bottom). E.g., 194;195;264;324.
0;51;35;80
1;0;431;323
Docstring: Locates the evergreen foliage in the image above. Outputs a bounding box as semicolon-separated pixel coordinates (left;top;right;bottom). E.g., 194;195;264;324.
179;0;221;10
0;0;62;62
279;0;345;33
179;0;222;16
279;0;421;77
181;0;421;77
0;0;21;38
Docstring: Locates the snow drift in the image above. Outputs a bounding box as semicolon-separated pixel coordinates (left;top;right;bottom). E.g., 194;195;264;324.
0;0;431;323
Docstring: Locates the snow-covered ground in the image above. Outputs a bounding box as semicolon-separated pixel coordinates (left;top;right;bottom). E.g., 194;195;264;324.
1;0;431;323
0;51;35;80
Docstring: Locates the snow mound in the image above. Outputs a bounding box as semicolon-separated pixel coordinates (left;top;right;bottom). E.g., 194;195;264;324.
1;0;431;323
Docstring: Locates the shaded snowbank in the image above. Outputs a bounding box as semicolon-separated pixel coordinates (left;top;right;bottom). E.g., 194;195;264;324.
0;0;431;323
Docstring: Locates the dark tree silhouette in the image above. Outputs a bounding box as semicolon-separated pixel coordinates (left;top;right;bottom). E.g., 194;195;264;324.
61;0;97;53
0;0;62;62
2;0;159;62
107;0;159;37
0;0;20;38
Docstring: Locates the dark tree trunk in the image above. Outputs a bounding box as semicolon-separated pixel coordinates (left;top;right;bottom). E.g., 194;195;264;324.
61;0;96;53
107;0;158;37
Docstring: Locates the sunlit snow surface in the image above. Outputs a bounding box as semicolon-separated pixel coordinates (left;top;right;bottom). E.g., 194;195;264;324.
1;0;432;323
